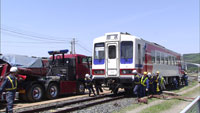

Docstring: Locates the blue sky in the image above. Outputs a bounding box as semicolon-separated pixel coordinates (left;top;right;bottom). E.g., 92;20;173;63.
1;0;199;57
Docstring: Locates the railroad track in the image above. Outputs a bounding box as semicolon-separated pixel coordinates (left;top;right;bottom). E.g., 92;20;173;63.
44;94;124;113
8;92;124;113
0;78;197;113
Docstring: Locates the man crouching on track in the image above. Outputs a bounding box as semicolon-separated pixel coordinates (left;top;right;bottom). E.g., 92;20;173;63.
0;67;18;113
132;70;141;98
140;72;149;97
85;74;96;97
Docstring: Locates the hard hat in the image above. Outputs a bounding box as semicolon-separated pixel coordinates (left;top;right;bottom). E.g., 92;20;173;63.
132;70;137;74
143;72;147;75
85;74;90;78
156;71;160;74
148;72;151;76
10;67;18;73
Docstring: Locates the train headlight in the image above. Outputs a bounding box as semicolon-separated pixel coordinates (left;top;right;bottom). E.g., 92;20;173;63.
92;69;105;75
120;69;134;75
122;70;127;74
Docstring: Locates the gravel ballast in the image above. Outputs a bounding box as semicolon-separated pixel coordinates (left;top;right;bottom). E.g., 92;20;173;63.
72;96;137;113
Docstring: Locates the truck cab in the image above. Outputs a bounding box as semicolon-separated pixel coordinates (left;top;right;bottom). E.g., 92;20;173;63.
47;50;91;96
18;49;91;102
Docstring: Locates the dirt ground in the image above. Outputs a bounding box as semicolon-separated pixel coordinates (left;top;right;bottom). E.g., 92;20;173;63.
127;83;200;113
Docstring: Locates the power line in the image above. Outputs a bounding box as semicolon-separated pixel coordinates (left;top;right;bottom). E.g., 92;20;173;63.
3;41;66;44
2;44;67;48
76;43;92;54
1;24;73;40
1;28;71;42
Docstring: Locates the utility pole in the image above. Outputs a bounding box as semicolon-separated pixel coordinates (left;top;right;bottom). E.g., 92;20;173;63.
70;38;76;54
73;38;76;54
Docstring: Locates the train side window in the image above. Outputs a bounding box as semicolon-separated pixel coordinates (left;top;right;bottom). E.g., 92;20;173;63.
172;56;175;66
161;53;164;64
142;46;146;63
138;44;141;65
175;57;177;66
165;54;168;65
174;57;176;66
168;56;171;65
156;51;160;64
151;51;155;64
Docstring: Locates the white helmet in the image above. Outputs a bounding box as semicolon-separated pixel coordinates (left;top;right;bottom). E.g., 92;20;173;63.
85;74;90;78
132;70;137;74
147;72;151;77
10;67;18;73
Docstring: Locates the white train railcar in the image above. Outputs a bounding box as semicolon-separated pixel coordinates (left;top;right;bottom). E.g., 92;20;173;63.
92;32;182;93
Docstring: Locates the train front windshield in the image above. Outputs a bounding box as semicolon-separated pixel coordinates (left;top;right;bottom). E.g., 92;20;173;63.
120;41;133;64
94;43;105;64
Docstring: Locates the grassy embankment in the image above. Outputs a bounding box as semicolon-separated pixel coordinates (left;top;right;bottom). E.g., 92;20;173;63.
183;53;200;73
114;81;199;113
140;82;199;113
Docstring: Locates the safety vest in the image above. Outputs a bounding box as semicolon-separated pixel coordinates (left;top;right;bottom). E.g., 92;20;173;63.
155;76;159;83
134;75;140;84
149;76;154;84
141;76;148;86
160;77;164;84
5;76;17;91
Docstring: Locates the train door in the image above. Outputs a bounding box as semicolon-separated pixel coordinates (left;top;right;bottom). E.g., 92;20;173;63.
106;43;119;77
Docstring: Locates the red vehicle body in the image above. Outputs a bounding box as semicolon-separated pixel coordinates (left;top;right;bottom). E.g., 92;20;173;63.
0;50;91;102
0;62;11;101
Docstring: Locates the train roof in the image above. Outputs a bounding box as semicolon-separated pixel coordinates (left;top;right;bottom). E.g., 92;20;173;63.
93;32;181;56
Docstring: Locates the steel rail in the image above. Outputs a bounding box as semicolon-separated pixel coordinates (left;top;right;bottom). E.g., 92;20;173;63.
52;95;124;113
16;95;108;113
15;92;124;113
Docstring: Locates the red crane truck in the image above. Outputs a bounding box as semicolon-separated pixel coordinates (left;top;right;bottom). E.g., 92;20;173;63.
0;49;91;102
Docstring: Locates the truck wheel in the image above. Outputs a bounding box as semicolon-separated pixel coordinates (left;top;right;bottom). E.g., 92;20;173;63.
46;83;59;99
27;84;44;102
77;82;85;94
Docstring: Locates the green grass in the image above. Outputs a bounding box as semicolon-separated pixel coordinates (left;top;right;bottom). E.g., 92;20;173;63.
173;81;198;93
113;98;158;113
139;99;181;113
114;82;199;113
183;53;200;64
183;53;200;72
139;86;200;113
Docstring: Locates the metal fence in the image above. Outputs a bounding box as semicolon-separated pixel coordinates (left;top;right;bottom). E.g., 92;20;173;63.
180;96;200;113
